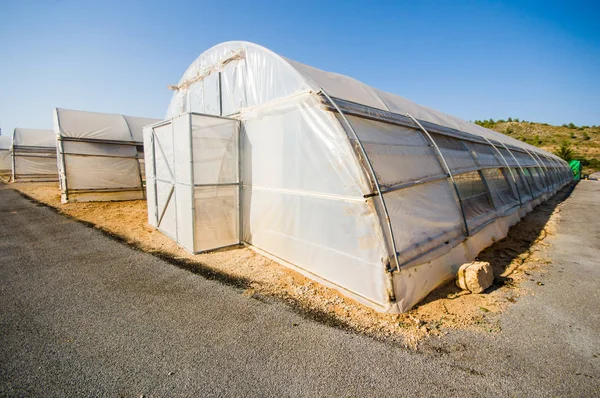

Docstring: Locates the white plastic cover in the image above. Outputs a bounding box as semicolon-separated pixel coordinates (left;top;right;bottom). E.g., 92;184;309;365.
157;41;572;313
11;128;57;181
54;108;160;201
0;136;11;174
145;114;241;253
240;95;388;304
166;42;312;119
13;128;56;148
287;58;557;158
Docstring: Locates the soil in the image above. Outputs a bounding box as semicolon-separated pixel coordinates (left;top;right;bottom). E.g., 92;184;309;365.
8;181;569;347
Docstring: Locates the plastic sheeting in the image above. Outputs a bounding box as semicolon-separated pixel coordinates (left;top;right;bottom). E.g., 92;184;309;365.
11;128;57;181
13;128;55;148
166;42;311;119
155;41;572;313
144;114;242;254
0;136;11;175
54;108;160;202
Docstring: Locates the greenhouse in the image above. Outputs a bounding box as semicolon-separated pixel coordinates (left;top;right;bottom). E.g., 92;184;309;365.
0;136;11;177
144;41;572;313
11;128;58;182
54;108;160;203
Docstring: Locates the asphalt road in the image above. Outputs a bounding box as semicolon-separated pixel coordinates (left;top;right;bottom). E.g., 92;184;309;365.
0;183;598;397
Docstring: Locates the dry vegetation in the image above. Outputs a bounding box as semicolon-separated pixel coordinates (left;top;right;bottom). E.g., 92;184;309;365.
9;182;572;348
476;118;600;174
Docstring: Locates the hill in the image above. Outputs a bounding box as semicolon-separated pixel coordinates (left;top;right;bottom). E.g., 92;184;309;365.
473;118;600;174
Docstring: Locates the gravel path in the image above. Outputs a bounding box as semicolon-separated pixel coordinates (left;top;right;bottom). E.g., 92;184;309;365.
0;182;598;397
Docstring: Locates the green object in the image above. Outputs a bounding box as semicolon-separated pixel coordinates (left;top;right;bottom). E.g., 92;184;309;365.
569;160;581;180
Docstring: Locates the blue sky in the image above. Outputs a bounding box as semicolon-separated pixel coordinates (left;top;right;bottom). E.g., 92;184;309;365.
1;0;599;136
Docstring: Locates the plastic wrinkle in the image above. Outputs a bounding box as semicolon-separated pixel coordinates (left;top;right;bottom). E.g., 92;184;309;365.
149;41;573;313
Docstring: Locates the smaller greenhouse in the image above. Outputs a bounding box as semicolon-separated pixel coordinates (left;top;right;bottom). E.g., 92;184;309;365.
11;128;58;182
54;108;160;203
0;136;12;177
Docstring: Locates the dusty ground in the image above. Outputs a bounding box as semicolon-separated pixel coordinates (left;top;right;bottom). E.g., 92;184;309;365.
9;182;571;347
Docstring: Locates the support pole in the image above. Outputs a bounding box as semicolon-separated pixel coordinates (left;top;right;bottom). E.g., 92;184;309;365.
498;142;535;200
151;129;160;224
10;129;16;182
406;113;470;237
218;72;223;116
321;91;400;273
524;148;550;193
482;137;523;206
188;113;197;252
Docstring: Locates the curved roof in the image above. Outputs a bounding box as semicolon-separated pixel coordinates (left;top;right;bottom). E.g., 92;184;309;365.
54;108;160;142
13;128;56;148
169;41;563;163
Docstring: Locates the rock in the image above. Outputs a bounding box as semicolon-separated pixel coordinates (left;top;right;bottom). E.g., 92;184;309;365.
456;261;494;293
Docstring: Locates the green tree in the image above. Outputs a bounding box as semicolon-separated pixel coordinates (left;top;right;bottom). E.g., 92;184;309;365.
555;141;576;162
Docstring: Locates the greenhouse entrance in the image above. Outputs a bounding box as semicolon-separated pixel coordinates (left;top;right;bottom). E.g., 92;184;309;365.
145;113;241;253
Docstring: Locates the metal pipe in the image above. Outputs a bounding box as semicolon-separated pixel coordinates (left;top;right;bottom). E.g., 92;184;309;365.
59;153;140;159
11;129;16;182
66;187;145;193
121;115;146;199
171;119;179;243
457;140;498;211
482;137;523;206
321;91;401;273
406;113;470;237
523;148;549;193
55;137;142;146
497;141;535;200
321;95;533;153
157;184;175;228
151;128;160;223
364;172;450;198
189;113;197;252
218;72;223;116
237;121;243;245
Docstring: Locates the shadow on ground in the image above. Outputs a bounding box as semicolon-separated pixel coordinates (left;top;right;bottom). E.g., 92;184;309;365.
6;180;579;346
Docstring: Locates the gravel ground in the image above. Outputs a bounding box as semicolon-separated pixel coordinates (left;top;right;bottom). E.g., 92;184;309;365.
0;182;598;397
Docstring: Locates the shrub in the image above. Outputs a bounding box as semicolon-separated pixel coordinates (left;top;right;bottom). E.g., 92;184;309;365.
555;141;576;162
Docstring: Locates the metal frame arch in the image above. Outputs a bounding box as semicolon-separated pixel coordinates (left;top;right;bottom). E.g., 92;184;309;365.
121;115;146;199
405;113;470;237
498;142;536;200
283;56;403;275
320;90;401;272
524;148;550;193
482;137;523;206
